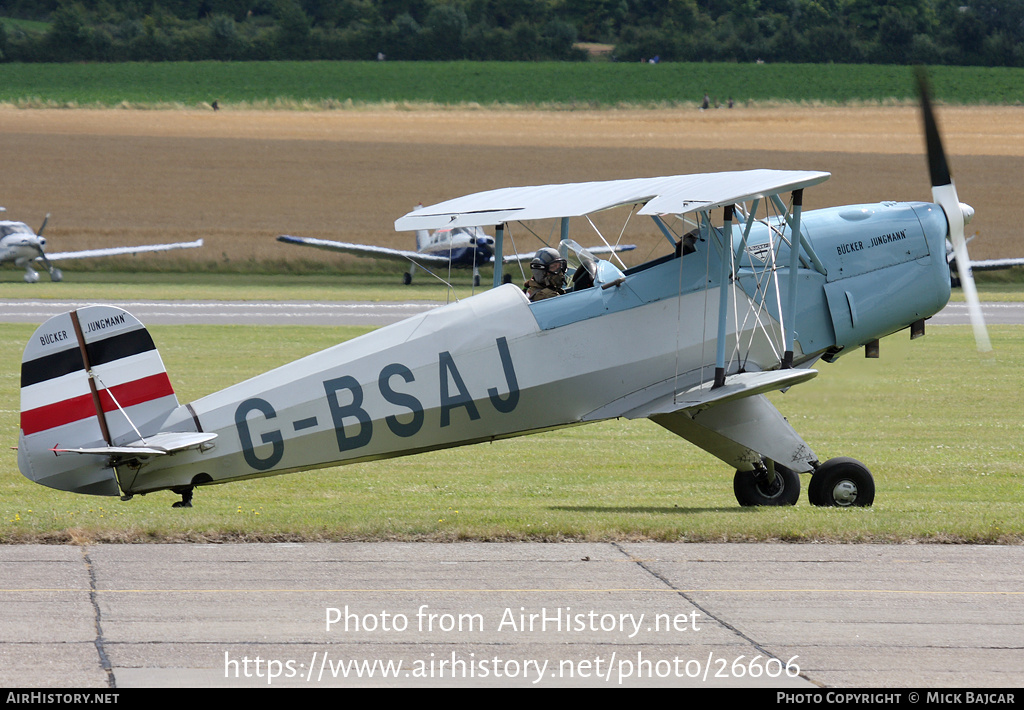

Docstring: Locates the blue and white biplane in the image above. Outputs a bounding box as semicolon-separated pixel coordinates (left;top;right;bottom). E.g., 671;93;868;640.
16;72;990;509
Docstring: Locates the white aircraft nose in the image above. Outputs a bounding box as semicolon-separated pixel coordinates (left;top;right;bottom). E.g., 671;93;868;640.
960;202;974;225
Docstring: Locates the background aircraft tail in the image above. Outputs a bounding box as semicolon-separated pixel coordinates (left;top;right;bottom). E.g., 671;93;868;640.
415;228;430;251
18;305;180;496
412;204;430;251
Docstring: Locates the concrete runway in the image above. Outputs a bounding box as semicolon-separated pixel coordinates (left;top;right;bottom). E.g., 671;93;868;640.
2;300;1020;690
2;542;1022;689
0;299;439;327
0;298;1020;327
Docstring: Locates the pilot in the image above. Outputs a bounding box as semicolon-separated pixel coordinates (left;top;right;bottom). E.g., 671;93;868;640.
523;247;567;302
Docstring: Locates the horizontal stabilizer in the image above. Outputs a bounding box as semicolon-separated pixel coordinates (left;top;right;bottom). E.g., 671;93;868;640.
52;431;216;457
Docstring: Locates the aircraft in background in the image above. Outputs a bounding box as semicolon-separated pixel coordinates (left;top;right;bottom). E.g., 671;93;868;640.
278;215;635;287
16;70;990;510
946;235;1024;286
0;210;203;283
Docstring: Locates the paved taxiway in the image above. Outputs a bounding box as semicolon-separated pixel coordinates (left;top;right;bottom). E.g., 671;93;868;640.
2;542;1022;688
2;301;1020;689
0;299;439;327
1;299;1021;327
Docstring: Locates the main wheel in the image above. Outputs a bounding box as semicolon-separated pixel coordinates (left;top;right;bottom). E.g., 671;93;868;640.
808;457;874;507
733;463;800;506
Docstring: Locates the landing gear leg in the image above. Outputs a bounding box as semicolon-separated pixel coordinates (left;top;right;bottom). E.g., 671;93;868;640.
172;486;194;508
733;461;800;506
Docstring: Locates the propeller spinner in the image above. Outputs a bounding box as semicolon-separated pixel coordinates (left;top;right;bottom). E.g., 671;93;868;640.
915;68;991;353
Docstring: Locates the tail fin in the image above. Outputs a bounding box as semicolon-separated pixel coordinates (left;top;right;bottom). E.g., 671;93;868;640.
18;306;180;496
412;204;430;251
415;229;430;251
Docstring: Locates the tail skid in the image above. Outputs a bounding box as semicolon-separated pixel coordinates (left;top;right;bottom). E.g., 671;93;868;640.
18;305;214;497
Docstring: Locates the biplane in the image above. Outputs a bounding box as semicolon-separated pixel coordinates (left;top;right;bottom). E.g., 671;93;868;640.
0;211;202;283
16;72;989;509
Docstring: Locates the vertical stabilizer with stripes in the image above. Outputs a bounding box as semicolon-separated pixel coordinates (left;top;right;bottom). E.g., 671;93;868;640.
18;306;180;496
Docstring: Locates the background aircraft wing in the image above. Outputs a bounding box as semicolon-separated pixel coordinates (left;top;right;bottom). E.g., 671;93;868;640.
395;170;830;231
277;235;454;266
968;257;1024;271
43;239;203;261
499;243;636;264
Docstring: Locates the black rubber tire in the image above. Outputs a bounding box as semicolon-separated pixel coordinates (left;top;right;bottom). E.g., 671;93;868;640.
808;457;875;507
733;464;801;506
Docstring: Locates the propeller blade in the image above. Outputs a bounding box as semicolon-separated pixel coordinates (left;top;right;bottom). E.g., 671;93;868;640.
915;68;991;353
38;213;50;236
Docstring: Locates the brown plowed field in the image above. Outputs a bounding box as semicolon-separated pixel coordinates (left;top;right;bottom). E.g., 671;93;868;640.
1;105;1021;267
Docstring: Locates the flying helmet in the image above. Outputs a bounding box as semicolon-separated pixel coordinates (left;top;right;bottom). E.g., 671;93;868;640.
530;247;567;288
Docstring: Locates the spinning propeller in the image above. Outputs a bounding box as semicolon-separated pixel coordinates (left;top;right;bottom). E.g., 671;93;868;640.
916;68;991;353
33;213;62;283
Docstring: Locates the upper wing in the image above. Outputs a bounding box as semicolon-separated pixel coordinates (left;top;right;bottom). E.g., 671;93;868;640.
43;239;203;261
500;243;636;265
277;235;455;267
395;170;830;231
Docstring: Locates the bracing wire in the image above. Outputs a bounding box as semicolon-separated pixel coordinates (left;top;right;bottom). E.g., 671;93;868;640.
584;213;630;269
728;196;794;371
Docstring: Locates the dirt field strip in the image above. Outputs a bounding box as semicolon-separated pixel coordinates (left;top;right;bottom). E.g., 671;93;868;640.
0;105;1021;266
3;105;1022;155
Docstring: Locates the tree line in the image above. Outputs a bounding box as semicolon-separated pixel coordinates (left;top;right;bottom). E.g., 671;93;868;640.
1;0;1021;66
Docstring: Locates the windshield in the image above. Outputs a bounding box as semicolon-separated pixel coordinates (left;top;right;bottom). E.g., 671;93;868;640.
559;239;624;291
0;222;33;237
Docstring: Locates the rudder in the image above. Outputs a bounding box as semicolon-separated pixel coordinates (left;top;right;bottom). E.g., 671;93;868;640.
19;305;179;496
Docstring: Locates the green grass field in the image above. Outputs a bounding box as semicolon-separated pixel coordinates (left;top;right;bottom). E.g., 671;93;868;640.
0;60;1019;544
1;319;1020;544
1;61;1022;108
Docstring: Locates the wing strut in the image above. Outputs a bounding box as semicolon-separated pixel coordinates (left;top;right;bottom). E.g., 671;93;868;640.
69;310;113;446
492;223;506;288
782;189;804;368
713;205;734;389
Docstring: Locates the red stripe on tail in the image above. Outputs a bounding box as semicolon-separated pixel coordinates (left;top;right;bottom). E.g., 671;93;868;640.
20;373;175;436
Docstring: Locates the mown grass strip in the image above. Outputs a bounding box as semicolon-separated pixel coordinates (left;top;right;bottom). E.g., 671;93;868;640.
1;323;1020;543
1;62;1022;108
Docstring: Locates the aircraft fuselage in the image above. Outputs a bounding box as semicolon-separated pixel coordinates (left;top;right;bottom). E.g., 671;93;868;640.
104;199;951;497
